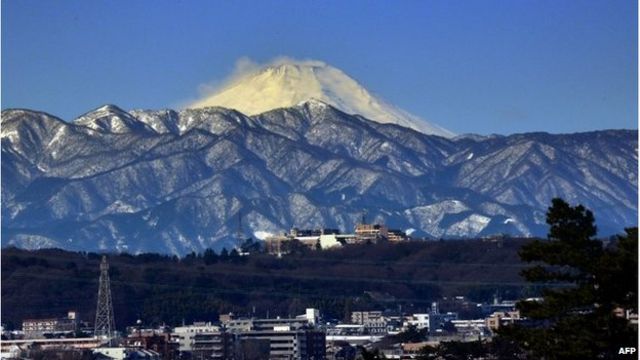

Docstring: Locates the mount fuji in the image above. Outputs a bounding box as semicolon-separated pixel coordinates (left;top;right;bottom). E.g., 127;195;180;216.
189;59;454;138
1;60;637;255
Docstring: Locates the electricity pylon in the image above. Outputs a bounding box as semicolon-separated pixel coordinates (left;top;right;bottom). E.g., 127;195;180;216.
94;256;115;343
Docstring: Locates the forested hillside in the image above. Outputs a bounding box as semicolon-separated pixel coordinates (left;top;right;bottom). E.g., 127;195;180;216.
2;239;538;330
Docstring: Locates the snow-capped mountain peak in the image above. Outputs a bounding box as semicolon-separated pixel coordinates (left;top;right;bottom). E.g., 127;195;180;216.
188;59;454;137
74;104;155;134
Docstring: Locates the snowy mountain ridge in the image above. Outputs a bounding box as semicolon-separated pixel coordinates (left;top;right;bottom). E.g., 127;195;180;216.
1;104;637;255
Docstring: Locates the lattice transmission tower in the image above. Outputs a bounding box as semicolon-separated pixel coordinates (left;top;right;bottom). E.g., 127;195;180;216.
94;256;115;341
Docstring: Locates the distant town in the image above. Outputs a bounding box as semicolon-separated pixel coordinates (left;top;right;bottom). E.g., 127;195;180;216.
5;247;636;360
1;255;534;360
3;209;637;359
2;302;530;360
1;225;529;360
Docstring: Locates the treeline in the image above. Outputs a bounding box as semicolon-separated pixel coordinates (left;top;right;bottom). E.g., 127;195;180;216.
2;238;534;330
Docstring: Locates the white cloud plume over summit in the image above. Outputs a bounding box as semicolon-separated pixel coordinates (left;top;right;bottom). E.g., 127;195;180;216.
196;56;328;97
187;56;454;137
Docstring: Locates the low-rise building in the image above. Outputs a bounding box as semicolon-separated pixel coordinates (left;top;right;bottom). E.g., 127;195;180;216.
386;229;409;242
405;313;430;331
351;311;382;325
223;309;326;360
123;328;177;359
265;228;354;255
171;322;220;352
192;331;235;359
479;298;517;315
404;311;458;333
173;309;326;359
0;337;104;355
21;311;80;338
485;310;521;331
265;222;409;255
225;317;310;333
439;318;494;342
326;324;366;336
354;224;388;243
93;347;160;359
350;311;387;335
234;325;325;360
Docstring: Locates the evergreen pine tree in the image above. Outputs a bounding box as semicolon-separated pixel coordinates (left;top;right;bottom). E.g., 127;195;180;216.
499;198;638;359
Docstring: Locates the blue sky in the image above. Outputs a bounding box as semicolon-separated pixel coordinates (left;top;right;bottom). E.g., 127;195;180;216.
2;0;637;135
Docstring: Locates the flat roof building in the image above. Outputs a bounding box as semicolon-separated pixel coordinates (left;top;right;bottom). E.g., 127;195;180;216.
22;311;80;338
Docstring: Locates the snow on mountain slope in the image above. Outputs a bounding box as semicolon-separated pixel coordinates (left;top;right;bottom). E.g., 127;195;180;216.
189;59;454;137
1;104;636;254
74;105;155;134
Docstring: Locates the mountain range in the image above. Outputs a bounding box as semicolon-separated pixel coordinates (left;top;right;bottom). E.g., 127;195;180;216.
1;100;637;254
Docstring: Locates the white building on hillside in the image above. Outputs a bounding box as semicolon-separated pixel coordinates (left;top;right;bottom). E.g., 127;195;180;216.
171;322;220;352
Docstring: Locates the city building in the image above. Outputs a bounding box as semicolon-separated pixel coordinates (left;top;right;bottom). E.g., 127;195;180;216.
404;311;458;333
122;328;177;359
223;309;326;360
350;311;387;334
171;322;221;352
0;337;104;354
234;325;325;360
172;309;326;359
265;228;355;255
234;338;271;359
302;308;320;326
265;221;409;255
93;347;160;359
352;224;408;243
353;224;388;243
450;319;487;334
479;298;518;315
21;311;80;338
405;313;430;331
325;324;383;347
386;229;409;242
326;324;366;336
485;310;521;331
191;331;235;359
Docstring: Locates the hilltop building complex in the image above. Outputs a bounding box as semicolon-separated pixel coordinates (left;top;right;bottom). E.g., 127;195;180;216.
265;222;408;256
